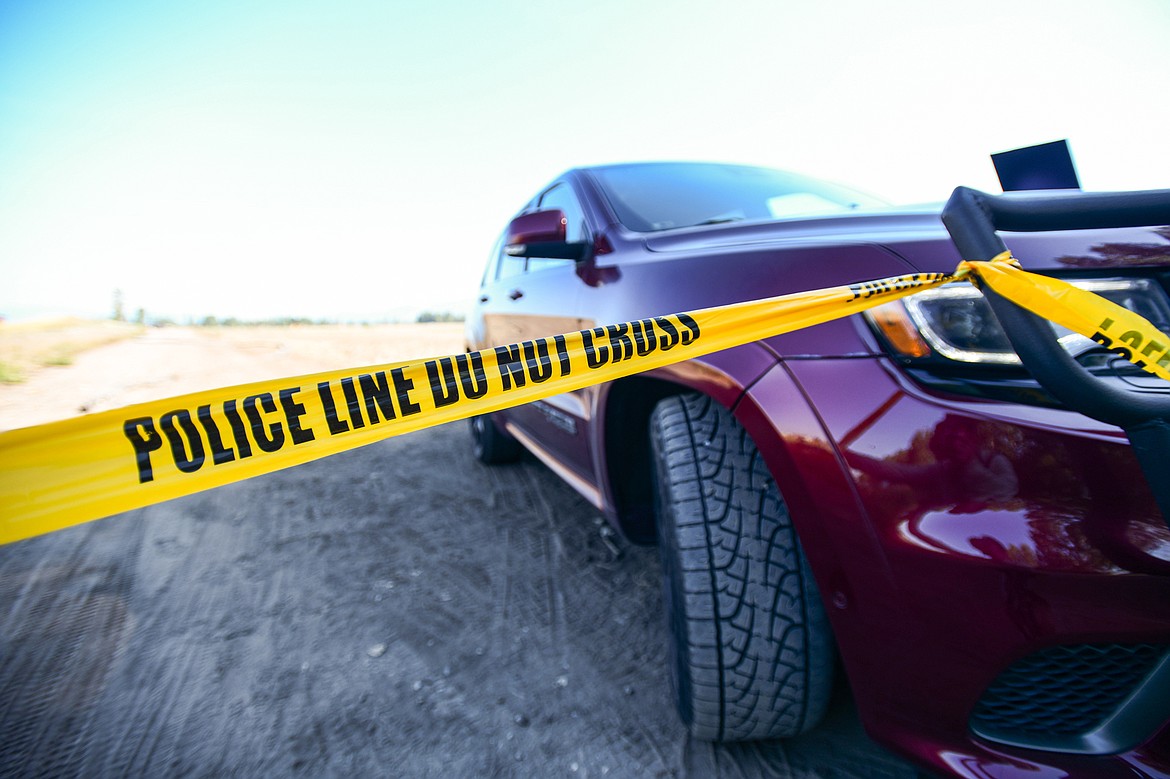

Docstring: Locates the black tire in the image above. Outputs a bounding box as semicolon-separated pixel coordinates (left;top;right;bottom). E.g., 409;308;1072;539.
650;393;835;742
470;413;523;464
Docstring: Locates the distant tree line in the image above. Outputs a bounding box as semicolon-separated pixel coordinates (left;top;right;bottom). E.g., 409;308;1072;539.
194;316;332;327
109;293;465;327
415;311;464;323
149;314;465;327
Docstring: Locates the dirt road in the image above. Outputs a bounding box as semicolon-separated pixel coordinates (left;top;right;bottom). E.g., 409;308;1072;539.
0;328;917;777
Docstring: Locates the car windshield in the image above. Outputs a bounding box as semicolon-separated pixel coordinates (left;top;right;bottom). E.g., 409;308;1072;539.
590;162;887;232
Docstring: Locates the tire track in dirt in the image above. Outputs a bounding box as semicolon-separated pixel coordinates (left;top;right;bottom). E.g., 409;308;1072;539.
523;466;572;674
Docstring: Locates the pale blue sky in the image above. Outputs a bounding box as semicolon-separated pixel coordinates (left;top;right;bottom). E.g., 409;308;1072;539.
2;0;1169;322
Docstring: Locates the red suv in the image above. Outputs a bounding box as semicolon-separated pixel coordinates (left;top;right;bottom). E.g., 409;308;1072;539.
465;162;1170;777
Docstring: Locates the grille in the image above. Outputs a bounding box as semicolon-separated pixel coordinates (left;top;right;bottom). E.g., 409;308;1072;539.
970;643;1168;748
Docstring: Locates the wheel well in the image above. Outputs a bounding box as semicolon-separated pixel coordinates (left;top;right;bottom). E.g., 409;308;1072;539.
602;375;689;545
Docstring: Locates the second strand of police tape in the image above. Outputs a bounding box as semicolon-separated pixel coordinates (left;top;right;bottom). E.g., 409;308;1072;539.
3;254;1169;545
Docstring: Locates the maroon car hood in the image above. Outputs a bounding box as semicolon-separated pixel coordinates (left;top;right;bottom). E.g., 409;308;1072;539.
640;208;1170;274
641;208;944;254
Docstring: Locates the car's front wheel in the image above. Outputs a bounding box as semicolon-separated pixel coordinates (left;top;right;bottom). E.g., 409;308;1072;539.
650;392;835;741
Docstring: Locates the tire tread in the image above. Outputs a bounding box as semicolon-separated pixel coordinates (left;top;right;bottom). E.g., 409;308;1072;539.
651;393;834;741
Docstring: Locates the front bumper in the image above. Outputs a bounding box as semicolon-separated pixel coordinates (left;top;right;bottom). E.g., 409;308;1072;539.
736;355;1170;777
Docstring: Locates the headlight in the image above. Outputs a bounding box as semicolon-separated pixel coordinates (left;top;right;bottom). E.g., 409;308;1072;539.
865;278;1170;369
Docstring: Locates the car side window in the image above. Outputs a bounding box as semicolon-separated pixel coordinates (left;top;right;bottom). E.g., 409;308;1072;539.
481;232;503;285
538;183;588;243
494;233;525;281
526;183;589;274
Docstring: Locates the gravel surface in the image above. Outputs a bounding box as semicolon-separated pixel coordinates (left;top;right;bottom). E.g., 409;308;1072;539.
0;328;920;777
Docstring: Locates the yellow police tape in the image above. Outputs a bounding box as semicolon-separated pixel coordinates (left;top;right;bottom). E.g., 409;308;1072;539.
3;253;1169;545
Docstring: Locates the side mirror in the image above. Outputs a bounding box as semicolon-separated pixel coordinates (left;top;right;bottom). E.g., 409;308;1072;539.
505;210;590;261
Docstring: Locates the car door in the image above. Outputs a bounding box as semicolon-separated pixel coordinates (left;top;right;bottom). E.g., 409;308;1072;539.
478;182;597;490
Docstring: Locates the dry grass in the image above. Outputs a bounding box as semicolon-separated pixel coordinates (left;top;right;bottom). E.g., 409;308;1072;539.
0;321;468;431
0;319;144;384
196;322;468;372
